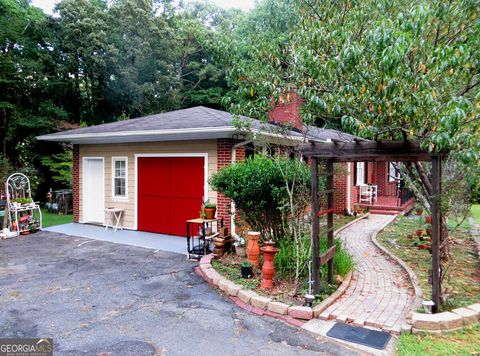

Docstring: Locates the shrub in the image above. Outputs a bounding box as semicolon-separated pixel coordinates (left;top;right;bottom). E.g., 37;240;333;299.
209;154;312;241
275;233;353;282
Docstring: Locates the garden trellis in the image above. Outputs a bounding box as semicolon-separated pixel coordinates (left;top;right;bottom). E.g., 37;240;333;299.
301;140;447;313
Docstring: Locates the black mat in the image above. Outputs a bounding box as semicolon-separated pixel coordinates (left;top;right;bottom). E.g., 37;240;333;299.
326;323;391;350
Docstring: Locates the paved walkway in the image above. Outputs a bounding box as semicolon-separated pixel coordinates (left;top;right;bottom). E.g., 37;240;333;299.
319;215;415;334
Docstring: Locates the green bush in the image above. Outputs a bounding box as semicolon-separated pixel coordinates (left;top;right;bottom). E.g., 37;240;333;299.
275;233;354;282
209;154;312;241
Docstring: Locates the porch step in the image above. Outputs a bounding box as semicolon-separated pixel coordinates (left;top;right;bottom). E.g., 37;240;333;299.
369;209;399;215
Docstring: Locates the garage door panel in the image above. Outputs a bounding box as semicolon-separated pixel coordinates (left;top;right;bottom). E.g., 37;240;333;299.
138;158;171;196
138;195;170;233
170;197;203;236
137;156;205;236
171;157;204;197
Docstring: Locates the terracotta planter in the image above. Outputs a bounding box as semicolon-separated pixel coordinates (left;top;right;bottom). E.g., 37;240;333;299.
425;215;432;224
415;209;423;216
204;207;216;219
418;244;429;250
260;241;280;289
416;229;424;237
245;232;261;268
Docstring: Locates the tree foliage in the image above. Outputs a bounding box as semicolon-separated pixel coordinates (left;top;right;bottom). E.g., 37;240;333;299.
0;0;230;196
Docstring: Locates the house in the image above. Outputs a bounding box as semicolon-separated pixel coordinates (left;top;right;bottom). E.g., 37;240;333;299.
37;105;413;237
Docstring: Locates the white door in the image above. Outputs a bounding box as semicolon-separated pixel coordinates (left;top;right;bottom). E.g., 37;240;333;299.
83;158;105;224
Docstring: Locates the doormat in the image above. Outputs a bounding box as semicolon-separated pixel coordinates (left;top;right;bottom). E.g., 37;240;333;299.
326;323;391;350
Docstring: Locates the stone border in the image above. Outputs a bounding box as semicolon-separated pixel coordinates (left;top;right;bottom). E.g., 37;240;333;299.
195;254;312;326
410;304;480;334
194;214;370;326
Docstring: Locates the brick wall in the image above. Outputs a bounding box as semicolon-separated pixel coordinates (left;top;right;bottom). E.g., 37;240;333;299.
376;162;397;196
216;139;246;233
333;162;348;213
72;144;79;223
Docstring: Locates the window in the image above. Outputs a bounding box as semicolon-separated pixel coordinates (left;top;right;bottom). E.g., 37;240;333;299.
112;157;128;199
355;162;365;185
389;162;401;182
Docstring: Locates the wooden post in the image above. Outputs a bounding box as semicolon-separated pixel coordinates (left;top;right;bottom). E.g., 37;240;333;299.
431;156;442;313
326;159;334;284
310;157;321;294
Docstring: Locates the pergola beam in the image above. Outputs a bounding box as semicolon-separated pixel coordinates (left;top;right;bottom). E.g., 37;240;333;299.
300;140;433;162
304;139;447;313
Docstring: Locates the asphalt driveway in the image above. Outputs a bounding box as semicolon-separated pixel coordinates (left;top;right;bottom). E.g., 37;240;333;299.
0;231;356;356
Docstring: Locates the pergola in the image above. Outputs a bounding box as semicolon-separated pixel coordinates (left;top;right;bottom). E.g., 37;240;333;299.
300;140;447;313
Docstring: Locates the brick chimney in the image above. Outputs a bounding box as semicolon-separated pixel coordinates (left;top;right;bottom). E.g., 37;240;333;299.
268;91;303;130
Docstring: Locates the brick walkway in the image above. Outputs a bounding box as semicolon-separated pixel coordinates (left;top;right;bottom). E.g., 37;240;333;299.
319;215;415;334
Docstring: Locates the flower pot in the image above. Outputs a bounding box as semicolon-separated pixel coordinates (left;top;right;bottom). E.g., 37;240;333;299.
415;209;423;216
425;216;432;224
241;265;253;279
416;229;424;237
245;231;261;268
260;241;280;289
235;245;246;257
204;207;216;219
418;244;429;250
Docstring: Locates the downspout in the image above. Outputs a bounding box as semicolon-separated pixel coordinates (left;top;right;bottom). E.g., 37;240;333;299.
230;139;253;237
347;162;352;214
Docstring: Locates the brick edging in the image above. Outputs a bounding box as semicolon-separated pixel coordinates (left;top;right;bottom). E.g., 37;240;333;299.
194;215;370;326
195;254;314;326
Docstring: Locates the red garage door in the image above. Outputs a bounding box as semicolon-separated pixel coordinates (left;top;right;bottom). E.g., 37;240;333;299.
137;157;204;236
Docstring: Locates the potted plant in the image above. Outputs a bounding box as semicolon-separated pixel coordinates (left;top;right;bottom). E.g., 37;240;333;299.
414;203;423;216
240;260;253;279
202;201;217;220
234;236;246;257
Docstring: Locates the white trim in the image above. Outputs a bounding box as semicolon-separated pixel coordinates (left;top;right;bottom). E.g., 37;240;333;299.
355;162;365;186
347;162;351;213
82;157;105;225
134;153;209;230
37;127;308;145
39;127;234;140
111;156;129;201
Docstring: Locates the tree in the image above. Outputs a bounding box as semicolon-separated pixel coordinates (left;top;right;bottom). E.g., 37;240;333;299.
214;0;479;305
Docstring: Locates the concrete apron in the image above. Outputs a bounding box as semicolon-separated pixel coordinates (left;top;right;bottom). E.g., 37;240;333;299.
45;223;187;255
302;319;398;356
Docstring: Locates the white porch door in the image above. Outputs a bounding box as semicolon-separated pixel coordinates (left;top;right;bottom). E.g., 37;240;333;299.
83;158;105;224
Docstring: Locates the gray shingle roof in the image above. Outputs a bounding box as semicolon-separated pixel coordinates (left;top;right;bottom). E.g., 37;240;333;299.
38;106;360;143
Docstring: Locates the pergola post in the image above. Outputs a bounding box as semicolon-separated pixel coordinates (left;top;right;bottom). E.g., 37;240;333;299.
326;159;334;284
310;157;320;294
431;155;442;313
310;157;321;294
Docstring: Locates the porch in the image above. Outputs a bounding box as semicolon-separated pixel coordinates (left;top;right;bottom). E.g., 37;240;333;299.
45;223;186;255
355;187;415;215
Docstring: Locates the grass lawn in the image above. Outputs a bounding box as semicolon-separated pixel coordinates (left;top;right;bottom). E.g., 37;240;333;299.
36;209;73;228
471;204;480;224
397;324;480;356
377;215;480;310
